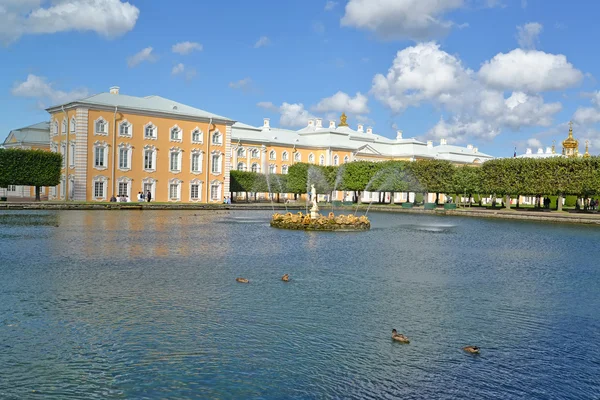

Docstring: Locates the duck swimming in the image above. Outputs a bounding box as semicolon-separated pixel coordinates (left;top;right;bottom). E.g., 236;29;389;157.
463;346;480;354
282;274;290;282
391;329;410;344
236;278;249;283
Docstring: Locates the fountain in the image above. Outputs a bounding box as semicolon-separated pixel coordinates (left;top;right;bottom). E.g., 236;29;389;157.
270;184;370;231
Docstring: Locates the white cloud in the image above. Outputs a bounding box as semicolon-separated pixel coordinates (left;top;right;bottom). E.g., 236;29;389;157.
313;91;370;115
341;0;464;41
0;0;139;44
573;107;600;126
257;102;315;127
11;74;88;107
127;47;156;68
478;49;583;92
325;1;338;11
254;36;270;48
516;22;542;49
171;63;196;80
229;78;254;92
172;63;185;75
527;138;542;148
172;41;203;55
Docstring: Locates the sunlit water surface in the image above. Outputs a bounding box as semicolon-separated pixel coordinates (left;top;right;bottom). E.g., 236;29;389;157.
0;210;599;399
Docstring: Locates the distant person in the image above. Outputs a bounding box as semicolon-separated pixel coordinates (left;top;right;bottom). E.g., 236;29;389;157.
109;195;117;202
138;192;144;202
146;191;152;203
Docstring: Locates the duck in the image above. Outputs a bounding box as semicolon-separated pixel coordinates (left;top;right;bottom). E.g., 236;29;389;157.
391;329;410;344
281;274;290;282
463;346;480;354
235;278;249;284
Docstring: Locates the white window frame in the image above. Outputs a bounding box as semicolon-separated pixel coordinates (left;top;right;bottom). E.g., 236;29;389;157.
61;119;67;134
191;128;203;144
93;141;109;171
210;180;222;202
212;130;222;145
168;178;182;202
282;151;289;161
237;147;245;158
319;155;325;166
190;149;203;174
211;151;222;175
143;145;157;172
237;162;246;171
308;153;315;163
60;142;66;168
251;163;259;173
94;117;108;136
117;176;132;200
144;122;157;140
294;152;301;162
118;120;132;137
269;150;276;160
92;175;108;201
333;155;339;166
269;164;276;174
142;177;156;201
69;141;76;168
251;148;260;159
52;121;59;136
70;117;76;133
118;143;133;171
282;165;289;175
344;155;349;164
170;125;182;142
169;147;182;173
190;179;203;202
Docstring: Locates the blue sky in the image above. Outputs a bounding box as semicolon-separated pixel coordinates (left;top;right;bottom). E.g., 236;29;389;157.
2;0;600;157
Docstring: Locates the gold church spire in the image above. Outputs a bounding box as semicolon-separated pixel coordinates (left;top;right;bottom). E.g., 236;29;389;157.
339;112;349;127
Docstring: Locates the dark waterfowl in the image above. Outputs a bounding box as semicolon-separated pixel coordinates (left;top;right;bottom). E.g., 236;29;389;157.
463;346;480;354
236;278;249;284
391;329;410;344
282;274;290;282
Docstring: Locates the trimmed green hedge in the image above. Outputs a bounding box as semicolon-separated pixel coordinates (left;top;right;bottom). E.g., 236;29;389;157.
0;149;61;200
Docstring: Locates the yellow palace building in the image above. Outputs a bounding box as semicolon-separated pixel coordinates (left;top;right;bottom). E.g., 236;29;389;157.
4;87;492;203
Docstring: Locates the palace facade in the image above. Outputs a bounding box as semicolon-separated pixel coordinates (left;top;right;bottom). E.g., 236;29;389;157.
3;87;493;202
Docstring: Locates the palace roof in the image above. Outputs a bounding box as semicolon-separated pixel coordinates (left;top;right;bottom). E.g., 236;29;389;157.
2;122;50;147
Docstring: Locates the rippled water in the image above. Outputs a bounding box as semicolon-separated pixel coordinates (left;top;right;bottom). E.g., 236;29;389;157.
1;210;599;399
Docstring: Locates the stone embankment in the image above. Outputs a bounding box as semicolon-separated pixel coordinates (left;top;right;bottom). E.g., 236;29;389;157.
2;202;600;226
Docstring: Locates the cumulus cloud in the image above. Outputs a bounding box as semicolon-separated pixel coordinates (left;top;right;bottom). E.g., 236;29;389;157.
257;102;315;127
516;22;542;49
573;107;600;126
325;1;338;11
171;63;196;80
229;78;255;93
527;138;542;148
127;47;156;68
0;0;139;44
171;63;185;75
172;41;203;55
478;49;583;92
313;91;370;115
12;74;89;107
371;41;564;143
254;36;270;48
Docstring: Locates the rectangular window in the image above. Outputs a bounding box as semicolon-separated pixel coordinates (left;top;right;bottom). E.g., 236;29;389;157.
118;182;128;197
192;154;200;172
143;183;153;196
170;152;180;171
119;148;129;169
94;181;104;198
211;155;220;173
120;123;129;136
192;131;201;142
145;126;155;138
211;184;219;200
144;150;153;170
169;184;179;199
69;144;75;167
8;185;16;192
94;147;105;168
191;184;199;200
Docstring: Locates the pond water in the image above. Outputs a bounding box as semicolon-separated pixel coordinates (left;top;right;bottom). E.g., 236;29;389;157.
0;210;599;399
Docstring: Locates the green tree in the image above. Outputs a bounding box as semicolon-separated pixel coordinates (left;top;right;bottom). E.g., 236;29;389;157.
408;160;455;204
450;166;483;204
338;161;380;203
0;149;62;201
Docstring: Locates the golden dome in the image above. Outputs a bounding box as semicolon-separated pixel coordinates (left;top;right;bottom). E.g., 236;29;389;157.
562;121;578;148
584;140;591;158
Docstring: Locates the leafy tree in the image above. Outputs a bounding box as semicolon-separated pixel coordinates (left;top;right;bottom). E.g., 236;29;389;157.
338;161;380;203
408;160;455;204
450;166;483;204
0;149;61;201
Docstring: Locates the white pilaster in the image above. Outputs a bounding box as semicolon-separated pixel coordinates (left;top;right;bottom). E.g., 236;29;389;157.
74;108;89;201
224;124;232;196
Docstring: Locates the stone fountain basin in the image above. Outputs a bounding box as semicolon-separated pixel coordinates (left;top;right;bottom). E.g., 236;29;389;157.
270;212;371;231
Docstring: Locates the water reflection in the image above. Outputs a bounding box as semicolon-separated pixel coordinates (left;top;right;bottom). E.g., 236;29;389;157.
0;210;599;399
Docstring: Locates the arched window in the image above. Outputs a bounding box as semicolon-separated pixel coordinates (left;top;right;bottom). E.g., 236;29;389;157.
269;150;276;160
294;152;301;162
144;123;156;139
237;162;246;171
119;121;131;137
269;164;276;174
308;153;315;163
333;155;339;166
282;151;289;161
53;121;59;135
212;131;222;145
251;149;260;158
251;163;259;173
237;148;245;158
282;165;288;174
319;155;325;166
70;118;76;133
170;126;181;141
343;155;349;164
62;119;67;134
192;129;202;143
95;118;107;134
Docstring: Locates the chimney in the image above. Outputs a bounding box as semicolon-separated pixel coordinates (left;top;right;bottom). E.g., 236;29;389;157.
546;147;552;154
526;148;532;154
110;86;120;95
329;120;336;129
357;124;364;133
316;118;323;128
537;147;544;154
467;144;473;150
366;127;373;134
308;119;315;128
427;140;433;148
440;138;447;145
396;130;403;140
263;118;270;130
